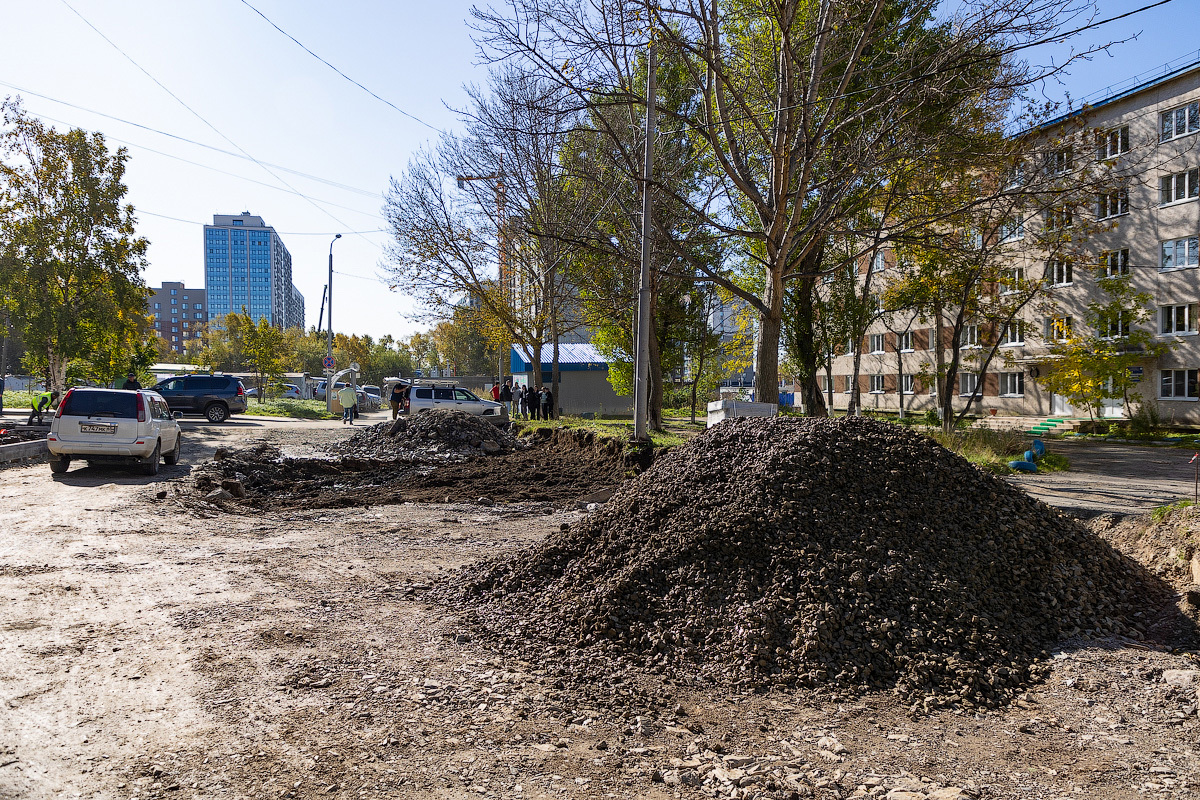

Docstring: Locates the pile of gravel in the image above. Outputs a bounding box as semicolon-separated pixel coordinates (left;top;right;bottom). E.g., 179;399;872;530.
339;410;519;459
437;416;1166;710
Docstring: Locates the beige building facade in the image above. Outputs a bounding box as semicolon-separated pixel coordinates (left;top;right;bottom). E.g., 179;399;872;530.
823;58;1200;424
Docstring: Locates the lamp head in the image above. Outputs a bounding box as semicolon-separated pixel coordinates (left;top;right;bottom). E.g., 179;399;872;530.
334;233;342;240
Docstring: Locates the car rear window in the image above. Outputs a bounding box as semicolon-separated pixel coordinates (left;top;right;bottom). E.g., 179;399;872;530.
60;391;139;419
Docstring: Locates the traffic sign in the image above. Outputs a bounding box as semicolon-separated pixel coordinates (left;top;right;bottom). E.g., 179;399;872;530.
322;355;335;370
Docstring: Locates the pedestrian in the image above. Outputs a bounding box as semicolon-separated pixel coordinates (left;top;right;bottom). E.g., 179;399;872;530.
530;385;542;420
121;371;141;390
511;383;522;418
490;381;501;402
28;389;59;425
337;384;358;425
541;385;555;420
389;381;405;420
499;379;512;415
0;374;5;414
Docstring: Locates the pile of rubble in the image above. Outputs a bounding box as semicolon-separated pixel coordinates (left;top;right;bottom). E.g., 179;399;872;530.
338;410;520;460
439;416;1171;710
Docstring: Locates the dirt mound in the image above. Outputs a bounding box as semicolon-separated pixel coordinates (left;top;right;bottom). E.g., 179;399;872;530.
438;416;1175;710
1092;508;1200;591
190;426;646;512
339;410;519;459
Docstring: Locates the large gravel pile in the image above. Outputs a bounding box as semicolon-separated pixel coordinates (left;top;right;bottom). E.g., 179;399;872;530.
338;410;519;459
438;416;1166;710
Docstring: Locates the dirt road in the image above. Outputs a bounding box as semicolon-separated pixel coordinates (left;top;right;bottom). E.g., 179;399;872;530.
1;420;1198;799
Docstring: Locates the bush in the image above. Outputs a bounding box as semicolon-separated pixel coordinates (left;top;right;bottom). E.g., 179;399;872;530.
1130;403;1161;435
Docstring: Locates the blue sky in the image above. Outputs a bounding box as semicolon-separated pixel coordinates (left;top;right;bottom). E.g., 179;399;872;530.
0;0;1196;340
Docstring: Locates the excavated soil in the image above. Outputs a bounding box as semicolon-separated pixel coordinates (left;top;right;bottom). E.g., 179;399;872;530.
438;416;1188;711
191;420;652;512
0;427;45;445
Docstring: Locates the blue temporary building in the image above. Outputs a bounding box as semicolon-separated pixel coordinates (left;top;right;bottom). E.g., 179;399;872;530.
508;342;632;417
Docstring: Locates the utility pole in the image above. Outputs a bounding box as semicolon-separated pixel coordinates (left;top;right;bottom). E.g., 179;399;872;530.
326;234;341;414
0;308;9;414
633;39;657;440
316;284;328;334
455;169;508;387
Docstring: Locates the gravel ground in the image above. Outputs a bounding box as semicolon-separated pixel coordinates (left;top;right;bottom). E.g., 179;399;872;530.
1;418;1198;800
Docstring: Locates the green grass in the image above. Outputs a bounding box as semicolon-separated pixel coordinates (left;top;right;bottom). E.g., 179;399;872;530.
243;398;338;420
1;390;37;411
515;415;699;449
926;427;1070;474
1151;499;1195;522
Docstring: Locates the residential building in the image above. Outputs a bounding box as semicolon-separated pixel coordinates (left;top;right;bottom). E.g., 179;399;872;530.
823;56;1200;423
203;212;304;329
149;282;206;355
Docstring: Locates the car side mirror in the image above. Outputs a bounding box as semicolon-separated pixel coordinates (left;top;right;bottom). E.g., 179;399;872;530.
173;411;183;419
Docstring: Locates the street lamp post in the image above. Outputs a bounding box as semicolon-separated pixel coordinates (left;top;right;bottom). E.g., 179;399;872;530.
326;233;341;414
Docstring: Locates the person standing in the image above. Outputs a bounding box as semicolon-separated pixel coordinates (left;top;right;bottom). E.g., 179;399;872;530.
28;389;59;425
499;379;512;414
337;384;358;425
121;372;141;390
541;385;555;420
389;381;405;420
490;381;501;402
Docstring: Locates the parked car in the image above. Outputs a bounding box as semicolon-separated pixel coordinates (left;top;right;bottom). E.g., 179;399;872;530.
152;373;248;423
245;383;302;399
314;380;348;402
407;384;508;424
47;388;182;475
359;384;382;411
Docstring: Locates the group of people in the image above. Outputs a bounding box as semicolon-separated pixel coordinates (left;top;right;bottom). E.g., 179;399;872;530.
492;379;554;420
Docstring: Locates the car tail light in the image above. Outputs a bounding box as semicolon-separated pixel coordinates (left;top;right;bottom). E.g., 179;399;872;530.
237;383;245;397
55;388;74;418
137;393;147;422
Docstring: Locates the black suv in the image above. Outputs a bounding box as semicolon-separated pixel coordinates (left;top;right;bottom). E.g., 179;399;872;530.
153;374;248;422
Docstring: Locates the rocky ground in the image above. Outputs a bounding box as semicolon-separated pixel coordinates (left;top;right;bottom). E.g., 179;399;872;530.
1;415;1198;800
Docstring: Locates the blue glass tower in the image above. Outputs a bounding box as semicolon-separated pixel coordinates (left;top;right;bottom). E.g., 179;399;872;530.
203;212;304;329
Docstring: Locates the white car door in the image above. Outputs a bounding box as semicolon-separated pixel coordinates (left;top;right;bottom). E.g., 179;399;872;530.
454;388;484;414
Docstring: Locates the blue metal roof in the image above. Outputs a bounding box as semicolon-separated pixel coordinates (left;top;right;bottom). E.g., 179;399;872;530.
510;343;609;373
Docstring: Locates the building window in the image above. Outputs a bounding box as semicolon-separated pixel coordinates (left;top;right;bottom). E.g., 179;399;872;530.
1096;126;1129;159
1160;169;1199;205
1046;259;1072;286
1047;316;1072;342
959;372;978;396
153;302;160;309
846;337;856;356
1044;148;1072;175
1161;237;1199;270
1101;249;1129;277
233;220;244;226
1160;102;1200;143
1161;369;1199;399
1000;372;1024;397
869;333;885;353
999;216;1024;242
154;312;160;320
870;374;885;393
870;251;886;273
1001;266;1025;295
1103;311;1130;339
898;331;913;352
196;303;203;310
195;313;202;320
843;377;853;394
182;322;189;329
1096;189;1128;219
1001;320;1024;346
961;324;979;348
821;375;832;395
1160;303;1199;335
901;374;915;394
170;289;177;295
180;303;188;310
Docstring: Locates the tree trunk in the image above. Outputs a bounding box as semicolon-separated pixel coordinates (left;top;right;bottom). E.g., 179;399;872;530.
688;341;706;425
648;313;664;431
754;266;783;407
793;276;827;418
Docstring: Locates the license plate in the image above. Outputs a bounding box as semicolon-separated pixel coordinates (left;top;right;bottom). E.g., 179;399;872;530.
80;423;117;435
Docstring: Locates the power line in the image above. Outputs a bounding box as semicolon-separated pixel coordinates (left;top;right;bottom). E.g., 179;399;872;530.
137;209;384;236
0;79;382;199
57;0;371;247
237;0;445;134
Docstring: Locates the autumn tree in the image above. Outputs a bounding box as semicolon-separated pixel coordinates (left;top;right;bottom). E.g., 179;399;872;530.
0;99;150;392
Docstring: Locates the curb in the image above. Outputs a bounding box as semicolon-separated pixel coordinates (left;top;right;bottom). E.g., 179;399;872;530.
0;438;48;463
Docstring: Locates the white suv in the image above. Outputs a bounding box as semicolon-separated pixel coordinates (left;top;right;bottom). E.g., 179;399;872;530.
47;388;182;475
407;384;508;424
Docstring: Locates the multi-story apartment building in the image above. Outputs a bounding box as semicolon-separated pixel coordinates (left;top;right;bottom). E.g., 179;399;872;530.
149;282;206;355
824;57;1200;424
203;212;304;330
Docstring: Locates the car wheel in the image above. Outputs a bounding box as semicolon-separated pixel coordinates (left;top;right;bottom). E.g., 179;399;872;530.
142;441;160;476
49;457;70;474
204;403;229;423
163;432;182;465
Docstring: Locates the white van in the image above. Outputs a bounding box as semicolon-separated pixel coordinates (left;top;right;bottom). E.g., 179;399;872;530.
47;388;182;475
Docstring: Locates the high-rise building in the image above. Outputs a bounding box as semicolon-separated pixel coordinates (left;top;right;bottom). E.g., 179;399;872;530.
203;212;304;329
149;282;206;355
